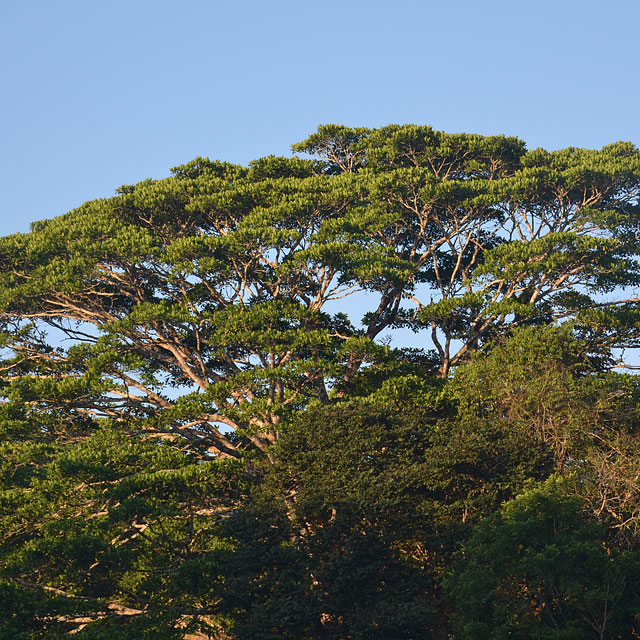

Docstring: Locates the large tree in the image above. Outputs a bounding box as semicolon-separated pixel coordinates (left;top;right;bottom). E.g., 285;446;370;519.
1;125;639;457
1;125;640;638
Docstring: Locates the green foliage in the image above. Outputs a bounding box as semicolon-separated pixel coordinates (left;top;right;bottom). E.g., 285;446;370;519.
0;424;246;638
218;403;443;639
445;476;640;640
1;124;640;637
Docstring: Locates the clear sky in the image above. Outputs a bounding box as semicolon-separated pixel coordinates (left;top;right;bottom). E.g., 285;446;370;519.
1;0;639;235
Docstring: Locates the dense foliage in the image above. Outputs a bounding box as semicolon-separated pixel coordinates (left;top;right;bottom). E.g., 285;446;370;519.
1;124;640;638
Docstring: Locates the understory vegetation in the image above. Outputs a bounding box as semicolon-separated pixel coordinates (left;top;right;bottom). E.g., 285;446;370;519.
1;124;640;638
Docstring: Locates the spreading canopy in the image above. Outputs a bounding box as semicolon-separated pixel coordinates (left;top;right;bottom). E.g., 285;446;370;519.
1;125;639;458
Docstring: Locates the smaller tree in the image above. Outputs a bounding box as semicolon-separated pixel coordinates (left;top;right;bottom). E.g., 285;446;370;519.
445;476;640;640
217;402;443;639
449;324;640;537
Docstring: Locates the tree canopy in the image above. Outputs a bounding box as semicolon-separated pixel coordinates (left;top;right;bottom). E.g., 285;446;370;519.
1;124;640;638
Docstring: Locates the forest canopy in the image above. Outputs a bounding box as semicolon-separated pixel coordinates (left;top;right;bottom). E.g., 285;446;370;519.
1;124;640;639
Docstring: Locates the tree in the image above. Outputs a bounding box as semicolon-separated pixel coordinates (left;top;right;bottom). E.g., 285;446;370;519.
445;476;640;640
0;425;246;638
448;324;640;536
221;402;442;639
1;126;639;459
1;125;640;637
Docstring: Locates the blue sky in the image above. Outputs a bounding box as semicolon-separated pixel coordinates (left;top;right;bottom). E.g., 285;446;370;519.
1;0;639;235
